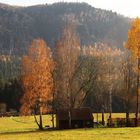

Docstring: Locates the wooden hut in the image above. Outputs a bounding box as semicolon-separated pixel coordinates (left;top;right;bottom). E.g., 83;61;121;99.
56;108;93;129
0;103;7;113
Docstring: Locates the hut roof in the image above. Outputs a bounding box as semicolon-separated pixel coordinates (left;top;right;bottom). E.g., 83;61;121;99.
56;108;93;120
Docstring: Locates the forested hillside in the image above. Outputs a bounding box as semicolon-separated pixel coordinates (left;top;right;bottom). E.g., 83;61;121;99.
0;2;133;113
0;2;130;55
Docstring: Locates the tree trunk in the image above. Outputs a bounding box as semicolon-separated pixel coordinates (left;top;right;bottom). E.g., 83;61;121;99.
33;113;43;130
102;110;105;126
52;113;55;128
135;58;140;127
52;90;55;128
97;113;99;127
38;106;43;130
135;91;139;127
126;111;129;127
109;88;112;127
39;113;43;130
68;110;71;128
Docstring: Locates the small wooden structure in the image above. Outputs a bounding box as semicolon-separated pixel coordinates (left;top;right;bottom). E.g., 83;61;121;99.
0;103;7;113
56;108;93;129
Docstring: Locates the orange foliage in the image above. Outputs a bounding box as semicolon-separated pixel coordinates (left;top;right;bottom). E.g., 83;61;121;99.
125;17;140;126
125;17;140;58
20;39;55;115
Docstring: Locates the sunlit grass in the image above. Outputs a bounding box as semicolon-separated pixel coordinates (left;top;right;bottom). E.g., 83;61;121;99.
93;113;136;122
0;115;53;133
1;127;140;140
0;113;140;140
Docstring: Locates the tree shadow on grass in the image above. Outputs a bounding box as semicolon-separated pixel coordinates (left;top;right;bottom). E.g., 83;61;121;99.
0;127;94;135
0;127;59;135
0;129;44;135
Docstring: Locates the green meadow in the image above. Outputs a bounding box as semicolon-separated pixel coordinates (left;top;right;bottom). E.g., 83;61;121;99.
0;114;140;140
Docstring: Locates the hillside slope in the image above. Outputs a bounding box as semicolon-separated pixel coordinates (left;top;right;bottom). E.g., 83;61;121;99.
0;2;131;54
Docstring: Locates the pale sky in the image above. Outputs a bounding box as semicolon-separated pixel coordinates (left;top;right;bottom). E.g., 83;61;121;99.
0;0;140;18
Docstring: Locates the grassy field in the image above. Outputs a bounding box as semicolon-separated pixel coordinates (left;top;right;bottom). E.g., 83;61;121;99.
0;113;140;140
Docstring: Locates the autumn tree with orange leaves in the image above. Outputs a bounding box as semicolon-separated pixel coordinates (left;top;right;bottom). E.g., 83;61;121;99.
20;39;54;130
125;18;140;126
